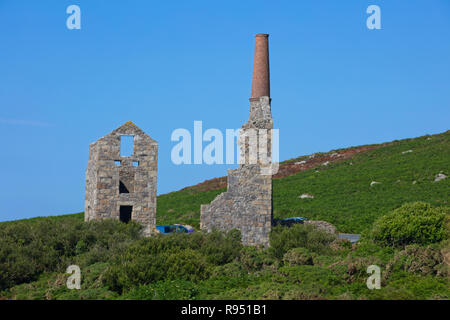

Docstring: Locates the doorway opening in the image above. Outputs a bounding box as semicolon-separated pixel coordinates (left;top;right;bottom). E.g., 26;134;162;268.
119;206;133;223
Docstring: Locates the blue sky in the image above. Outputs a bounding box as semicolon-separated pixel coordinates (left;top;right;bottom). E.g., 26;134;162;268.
0;0;449;221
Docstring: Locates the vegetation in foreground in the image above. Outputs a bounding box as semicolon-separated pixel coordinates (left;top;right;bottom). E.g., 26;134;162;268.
0;201;448;300
0;131;449;300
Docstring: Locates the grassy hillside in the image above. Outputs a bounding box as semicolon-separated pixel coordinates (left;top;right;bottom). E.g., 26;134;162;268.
1;131;448;300
158;130;449;233
272;132;449;233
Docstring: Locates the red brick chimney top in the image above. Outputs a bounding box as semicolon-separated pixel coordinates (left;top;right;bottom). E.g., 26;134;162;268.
250;33;270;100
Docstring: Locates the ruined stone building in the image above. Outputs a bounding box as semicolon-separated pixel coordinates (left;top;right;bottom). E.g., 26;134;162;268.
85;121;158;236
200;34;274;247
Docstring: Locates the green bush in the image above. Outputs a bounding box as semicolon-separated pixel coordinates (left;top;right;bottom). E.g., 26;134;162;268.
372;202;448;247
238;246;275;272
198;229;242;265
386;244;447;277
121;280;199;300
211;262;244;278
329;238;352;251
283;248;313;266
104;246;211;293
103;230;242;294
278;265;343;296
269;224;335;259
0;218;142;291
165;249;211;281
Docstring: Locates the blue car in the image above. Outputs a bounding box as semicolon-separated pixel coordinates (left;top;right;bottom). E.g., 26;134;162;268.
156;224;194;235
277;217;308;226
282;217;308;223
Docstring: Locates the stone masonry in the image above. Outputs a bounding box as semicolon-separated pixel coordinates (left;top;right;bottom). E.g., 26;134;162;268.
85;121;158;236
200;34;274;247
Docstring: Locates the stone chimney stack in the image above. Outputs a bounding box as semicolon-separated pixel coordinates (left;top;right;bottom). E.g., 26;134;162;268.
200;33;274;247
250;33;270;100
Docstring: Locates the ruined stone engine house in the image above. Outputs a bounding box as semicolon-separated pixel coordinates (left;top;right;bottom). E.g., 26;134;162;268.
85;121;158;236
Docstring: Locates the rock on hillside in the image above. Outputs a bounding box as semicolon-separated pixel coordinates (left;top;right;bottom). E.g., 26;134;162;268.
304;220;337;234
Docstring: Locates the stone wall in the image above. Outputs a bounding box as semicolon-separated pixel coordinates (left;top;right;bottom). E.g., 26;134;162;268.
85;121;158;236
200;96;274;246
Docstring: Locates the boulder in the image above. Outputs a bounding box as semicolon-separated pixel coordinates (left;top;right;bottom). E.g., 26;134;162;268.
434;173;447;182
303;220;337;234
299;193;314;199
330;152;339;157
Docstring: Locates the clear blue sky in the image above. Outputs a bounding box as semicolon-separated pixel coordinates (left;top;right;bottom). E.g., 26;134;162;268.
0;1;449;221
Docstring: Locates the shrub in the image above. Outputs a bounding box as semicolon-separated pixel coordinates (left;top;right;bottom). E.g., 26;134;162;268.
165;249;211;281
239;247;264;271
0;218;142;291
269;224;335;259
329;238;352;251
211;262;244;278
104;246;211;293
371;202;448;247
283;248;313;266
103;230;242;293
121;280;199;300
199;229;242;265
282;289;325;300
278;265;343;296
386;245;447;277
238;246;276;272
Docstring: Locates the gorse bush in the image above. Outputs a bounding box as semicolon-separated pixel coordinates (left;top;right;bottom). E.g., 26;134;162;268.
103;230;242;294
239;246;268;272
0;218;142;290
198;229;242;265
372;202;449;247
283;248;313;266
278;265;343;296
386;244;447;277
121;280;200;300
269;224;336;259
104;247;211;293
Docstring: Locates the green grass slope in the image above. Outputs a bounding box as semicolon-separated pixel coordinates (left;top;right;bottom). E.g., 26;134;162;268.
157;130;449;233
272;132;449;233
